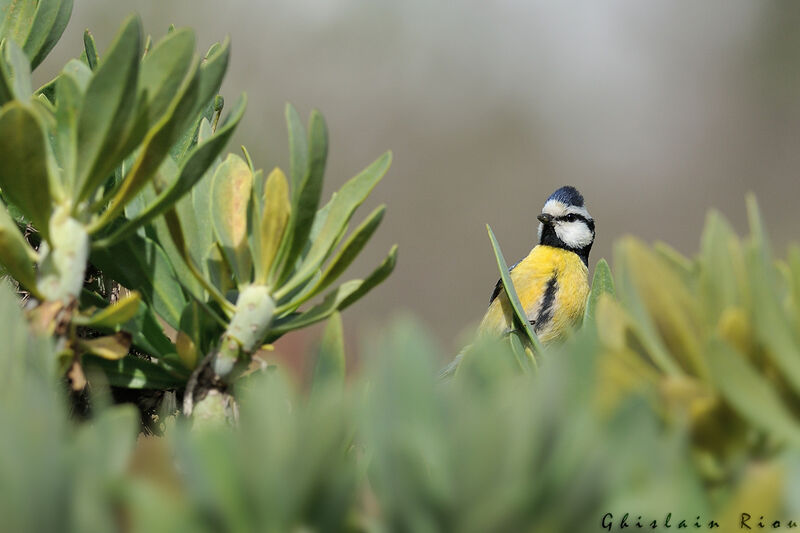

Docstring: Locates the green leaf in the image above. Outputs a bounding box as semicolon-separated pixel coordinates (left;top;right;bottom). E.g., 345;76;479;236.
699;210;741;321
507;330;535;373
747;245;800;395
0;102;52;236
83;354;187;389
279;109;328;282
195;37;229;116
271;244;397;340
139;27;195;125
0;0;36;45
0;200;39;297
61;58;91;91
706;337;800;446
74;291;141;328
613;238;683;377
76;332;131;360
255;167;290;284
124;303;174;359
275;151;392;299
338;244;398;311
311;312;345;392
75;15;141;203
89;60;201;227
291;204;385;307
22;0;73;69
48;69;85;196
82;29;98;70
211;154;253;284
94;94;246;247
90;234;186;329
0;39;32;102
486;225;543;358
148;195;205;300
269;282;360;339
584;258;615;323
285;102;307;200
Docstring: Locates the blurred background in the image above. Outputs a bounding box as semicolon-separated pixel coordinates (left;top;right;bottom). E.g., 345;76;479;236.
35;0;800;357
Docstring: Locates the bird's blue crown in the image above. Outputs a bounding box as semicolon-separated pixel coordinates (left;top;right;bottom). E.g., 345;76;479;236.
547;186;584;207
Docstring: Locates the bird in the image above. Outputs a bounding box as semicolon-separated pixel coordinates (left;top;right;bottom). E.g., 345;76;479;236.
439;185;595;379
478;185;595;343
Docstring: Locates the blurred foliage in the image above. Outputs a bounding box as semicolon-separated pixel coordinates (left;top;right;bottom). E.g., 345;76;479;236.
597;196;800;488
0;280;707;532
3;192;800;531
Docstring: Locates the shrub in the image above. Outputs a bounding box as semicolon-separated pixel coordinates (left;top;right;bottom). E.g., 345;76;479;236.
0;4;395;422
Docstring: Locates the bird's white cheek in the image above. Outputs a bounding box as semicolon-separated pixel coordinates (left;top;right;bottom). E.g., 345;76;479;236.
555;223;593;248
537;222;543;242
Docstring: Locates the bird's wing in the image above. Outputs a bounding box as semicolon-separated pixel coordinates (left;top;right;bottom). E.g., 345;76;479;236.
488;260;521;304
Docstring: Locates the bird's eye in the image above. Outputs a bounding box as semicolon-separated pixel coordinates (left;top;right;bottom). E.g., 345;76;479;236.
565;214;577;222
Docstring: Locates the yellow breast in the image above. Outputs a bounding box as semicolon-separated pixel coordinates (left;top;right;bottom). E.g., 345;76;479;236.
479;245;590;343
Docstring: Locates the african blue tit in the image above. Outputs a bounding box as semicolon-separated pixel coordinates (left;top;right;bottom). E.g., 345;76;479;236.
479;185;595;343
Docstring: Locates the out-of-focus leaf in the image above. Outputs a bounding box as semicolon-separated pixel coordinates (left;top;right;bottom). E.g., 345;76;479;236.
275;151;391;299
75;15;141;203
584;258;614;323
0;0;37;46
177;299;219;369
706;337;800;446
82;30;98;70
255;167;290;284
211;154;253;284
4;0;74;70
613;238;683;377
176;331;198;371
285;102;307;200
0;201;39;297
0;102;52;236
718;462;783;530
83;354;187;389
124;303;175;359
76;332;131;360
91;234;186;329
311;312;345;392
507;330;534;373
788;245;800;332
74;291;141;328
699;211;741;322
745;197;800;393
621;238;706;378
0;39;32;101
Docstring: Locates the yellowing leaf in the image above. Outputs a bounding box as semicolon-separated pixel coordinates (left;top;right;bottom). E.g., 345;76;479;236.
74;291;141;328
76;332;132;360
176;330;198;370
258;167;290;284
211;153;253;284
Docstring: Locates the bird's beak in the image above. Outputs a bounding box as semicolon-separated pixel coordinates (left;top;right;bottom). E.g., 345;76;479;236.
537;213;554;224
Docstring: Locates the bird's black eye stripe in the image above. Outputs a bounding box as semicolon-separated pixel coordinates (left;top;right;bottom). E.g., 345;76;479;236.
556;213;588;223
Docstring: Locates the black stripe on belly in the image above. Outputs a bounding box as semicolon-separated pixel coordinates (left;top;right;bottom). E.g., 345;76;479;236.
534;273;558;332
